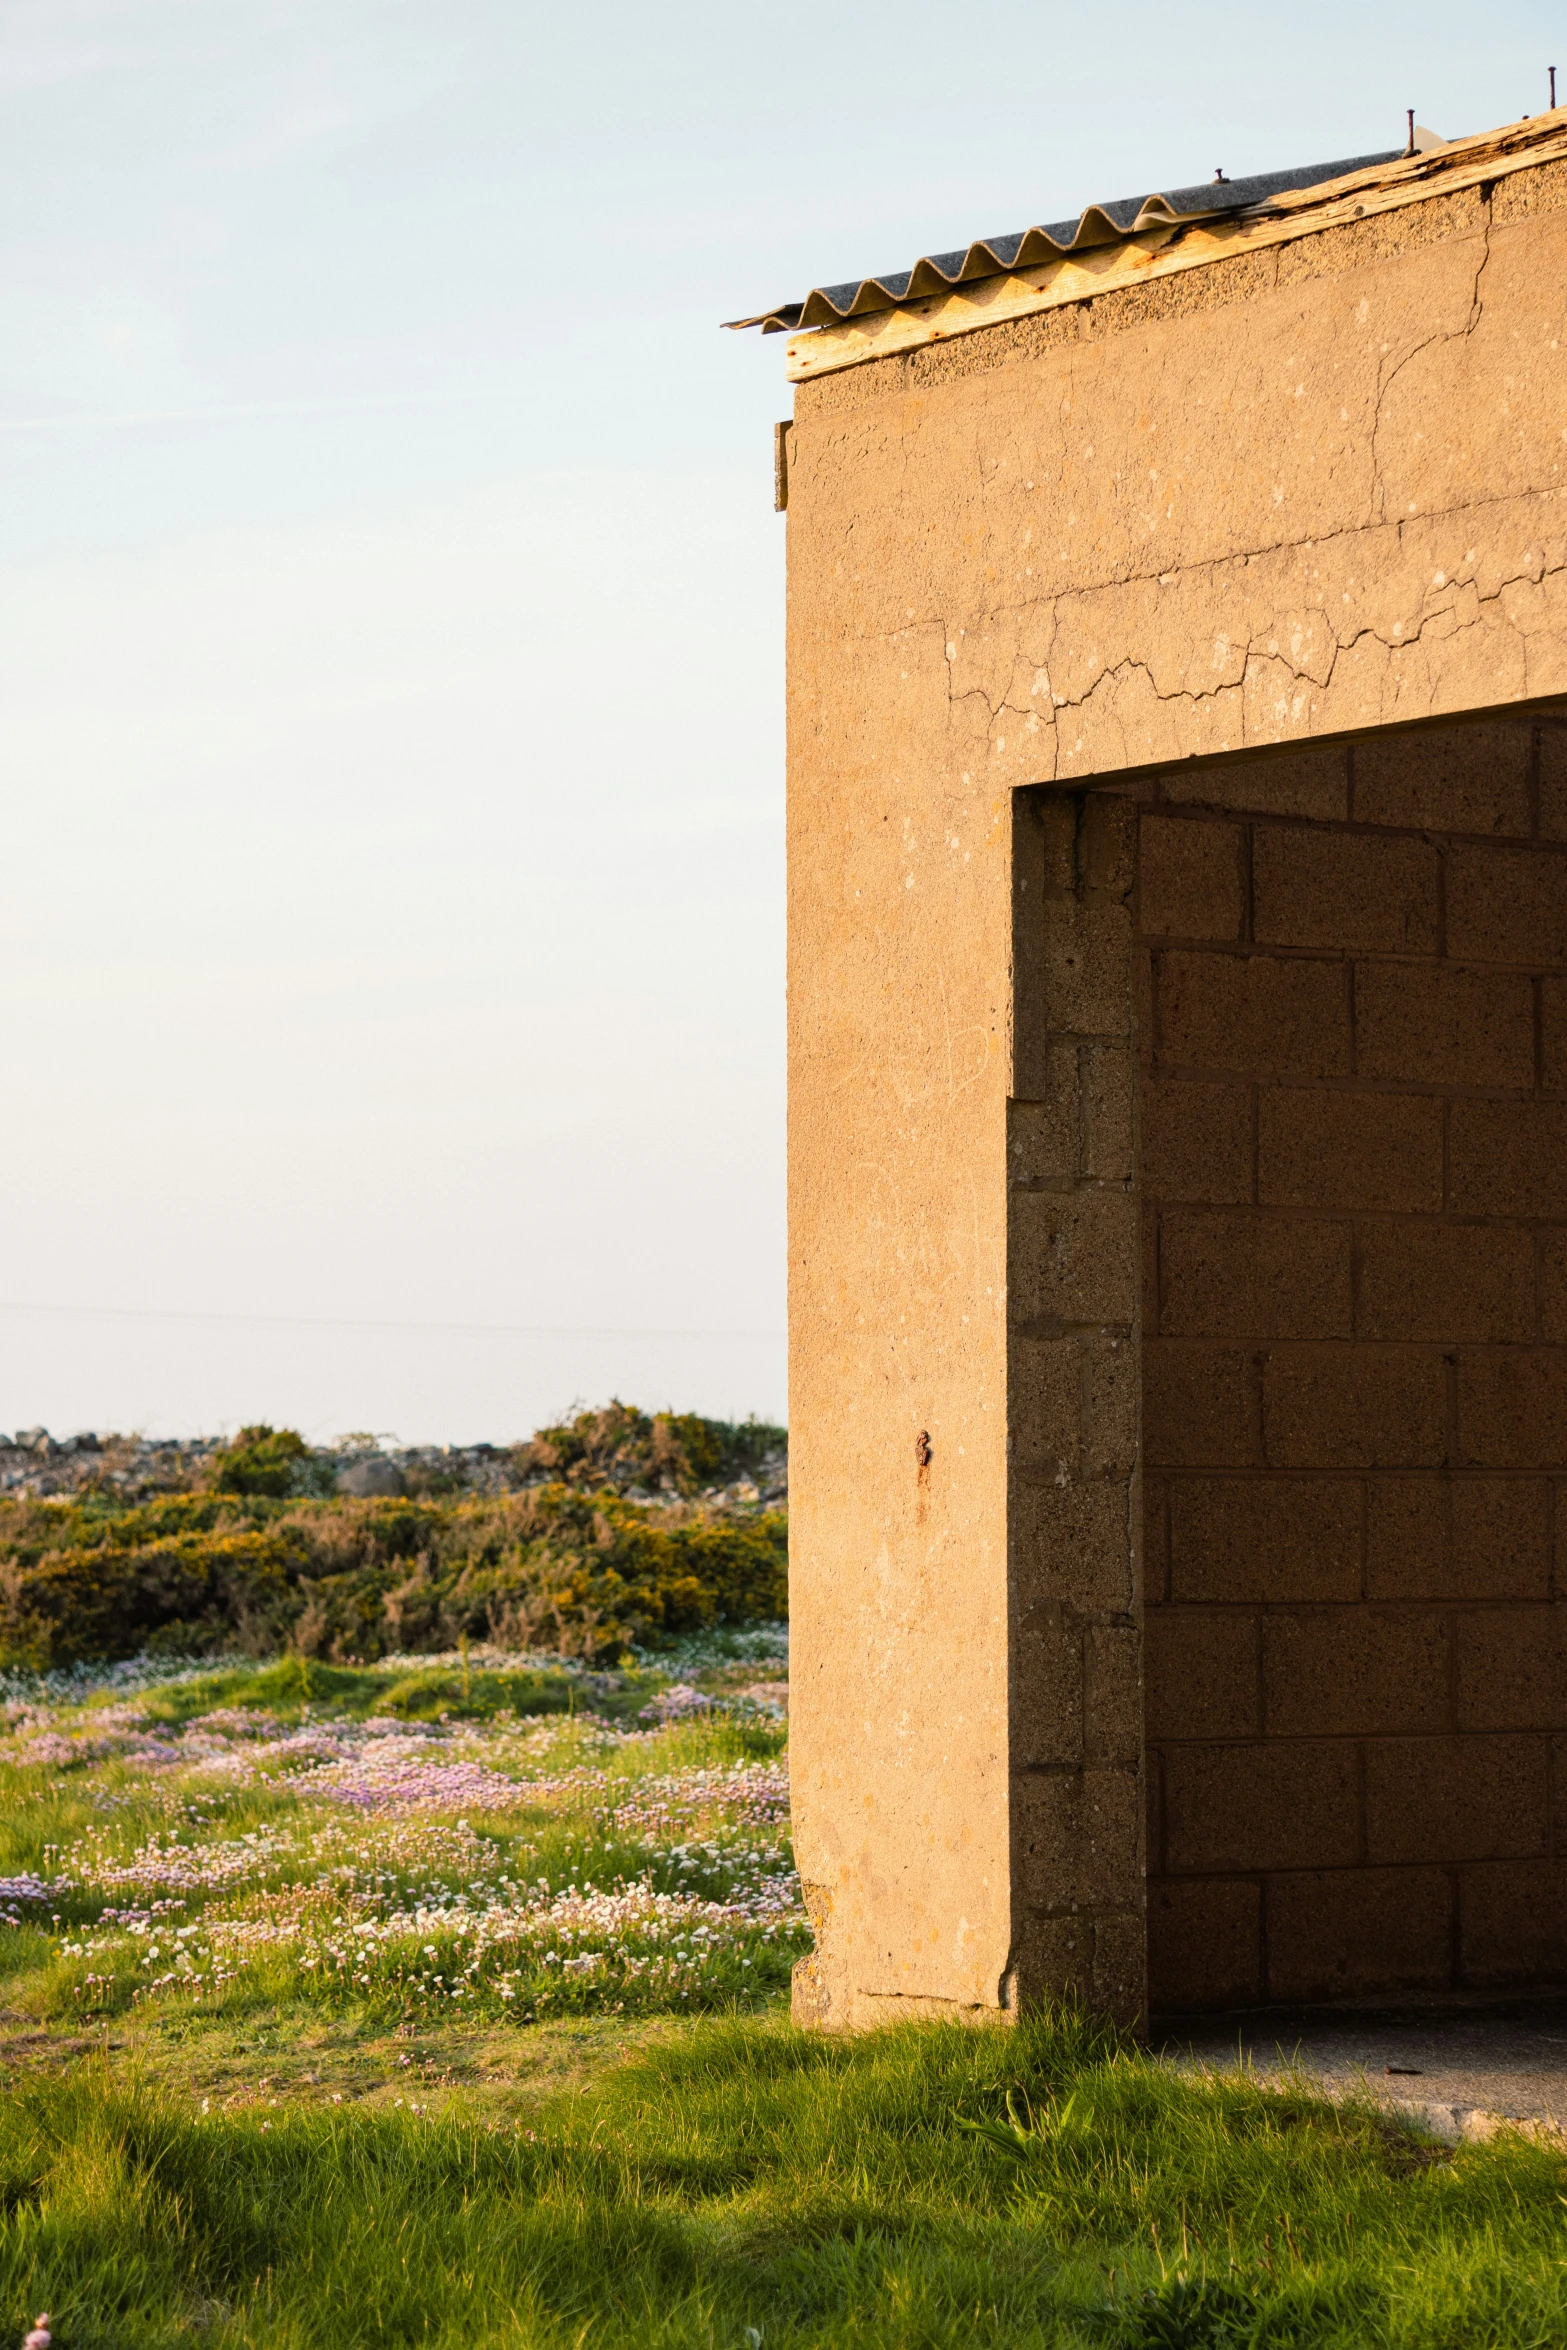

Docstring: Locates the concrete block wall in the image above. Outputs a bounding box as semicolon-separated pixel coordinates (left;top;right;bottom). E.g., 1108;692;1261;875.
1137;712;1567;2010
1008;788;1144;2021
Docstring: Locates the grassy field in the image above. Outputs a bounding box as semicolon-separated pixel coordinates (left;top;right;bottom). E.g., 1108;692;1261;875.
2;1644;1564;2348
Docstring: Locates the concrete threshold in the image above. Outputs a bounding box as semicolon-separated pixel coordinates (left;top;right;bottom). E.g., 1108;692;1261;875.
1151;2001;1567;2141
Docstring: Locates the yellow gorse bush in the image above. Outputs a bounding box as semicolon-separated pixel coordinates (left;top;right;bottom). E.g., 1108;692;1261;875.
0;1410;787;1668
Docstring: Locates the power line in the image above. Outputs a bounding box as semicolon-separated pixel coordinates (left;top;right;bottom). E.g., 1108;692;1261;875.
0;1300;782;1342
0;389;515;434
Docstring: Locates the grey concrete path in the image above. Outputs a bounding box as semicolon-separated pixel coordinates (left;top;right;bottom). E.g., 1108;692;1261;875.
1153;2005;1567;2139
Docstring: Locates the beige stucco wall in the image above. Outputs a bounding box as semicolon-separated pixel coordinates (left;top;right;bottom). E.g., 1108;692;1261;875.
786;160;1567;2027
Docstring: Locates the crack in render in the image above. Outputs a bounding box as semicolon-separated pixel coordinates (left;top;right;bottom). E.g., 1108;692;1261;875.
1024;465;1567;629
929;520;1561;745
1262;539;1567;703
1048;653;1247;719
939;596;1062;724
1045;524;1566;735
854;468;1567;663
1371;202;1493;527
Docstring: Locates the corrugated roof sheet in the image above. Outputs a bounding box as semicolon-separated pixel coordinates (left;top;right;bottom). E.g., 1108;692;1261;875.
727;151;1404;334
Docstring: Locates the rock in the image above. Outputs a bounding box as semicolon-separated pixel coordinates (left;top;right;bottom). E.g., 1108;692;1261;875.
335;1458;406;1499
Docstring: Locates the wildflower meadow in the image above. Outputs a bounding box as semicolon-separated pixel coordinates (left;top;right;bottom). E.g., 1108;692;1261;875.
1;1636;801;2037
3;1632;1566;2347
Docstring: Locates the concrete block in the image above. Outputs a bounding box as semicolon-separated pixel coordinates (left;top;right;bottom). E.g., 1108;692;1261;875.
1541;978;1567;1091
1258;1088;1442;1213
1011;1187;1137;1325
1455;1606;1567;1731
1170;1476;1362;1602
1164;1740;1362;1873
1012;1333;1135;1485
1081;1338;1136;1478
1008;1063;1079;1184
1456;1349;1567;1467
1147;1876;1262;2011
1265;1868;1454;2000
1144;1342;1259;1466
1356;1221;1535;1343
1541;1233;1567;1338
1028;792;1082;893
1354;961;1535;1089
1009;1910;1091;2005
1539;726;1567;841
1450;1100;1567;1217
1162;744;1348;822
1014;1765;1142;1910
1091;1908;1147;2021
1139;815;1245;940
1081;1045;1133;1180
1452;1479;1552;1600
1084;1620;1142;1761
1144;1607;1260;1740
1042;898;1132;1037
1459;1858;1567;1984
1081;793;1137;898
1144;1475;1170;1603
1011;1599;1084;1768
1253;826;1439;955
1144;1744;1163;1872
1447;843;1567;968
1365;1734;1549;1862
1261;1607;1450;1737
1365;1477;1446;1600
1141;1078;1253;1205
1367;1475;1552;1600
1159;1207;1351;1340
1011;1475;1134;1610
1352;720;1533;836
1263;1344;1449;1468
1157;951;1350;1079
1010;1336;1082;1474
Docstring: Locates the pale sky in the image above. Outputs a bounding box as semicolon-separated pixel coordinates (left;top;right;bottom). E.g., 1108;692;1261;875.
1;0;1558;1442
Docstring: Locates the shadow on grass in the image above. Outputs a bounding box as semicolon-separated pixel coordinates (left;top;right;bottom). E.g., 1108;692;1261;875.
3;2008;1565;2347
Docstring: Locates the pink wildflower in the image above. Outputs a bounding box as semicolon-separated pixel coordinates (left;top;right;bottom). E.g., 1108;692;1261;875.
24;2317;51;2350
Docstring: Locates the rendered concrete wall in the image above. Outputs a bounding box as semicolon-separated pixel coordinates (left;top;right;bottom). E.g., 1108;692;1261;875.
786;160;1567;2027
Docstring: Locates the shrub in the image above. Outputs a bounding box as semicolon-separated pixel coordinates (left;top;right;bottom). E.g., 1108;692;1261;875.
0;1474;787;1671
516;1402;782;1496
0;1521;297;1668
211;1425;334;1499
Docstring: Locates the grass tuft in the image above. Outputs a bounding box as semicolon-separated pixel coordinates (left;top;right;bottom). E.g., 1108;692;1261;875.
2;2016;1565;2346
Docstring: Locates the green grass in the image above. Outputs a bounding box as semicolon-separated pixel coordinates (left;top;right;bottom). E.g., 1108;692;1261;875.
122;1658;611;1728
2;1653;1563;2346
2;2013;1565;2348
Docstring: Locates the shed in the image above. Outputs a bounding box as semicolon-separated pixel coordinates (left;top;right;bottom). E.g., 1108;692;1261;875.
734;113;1567;2026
